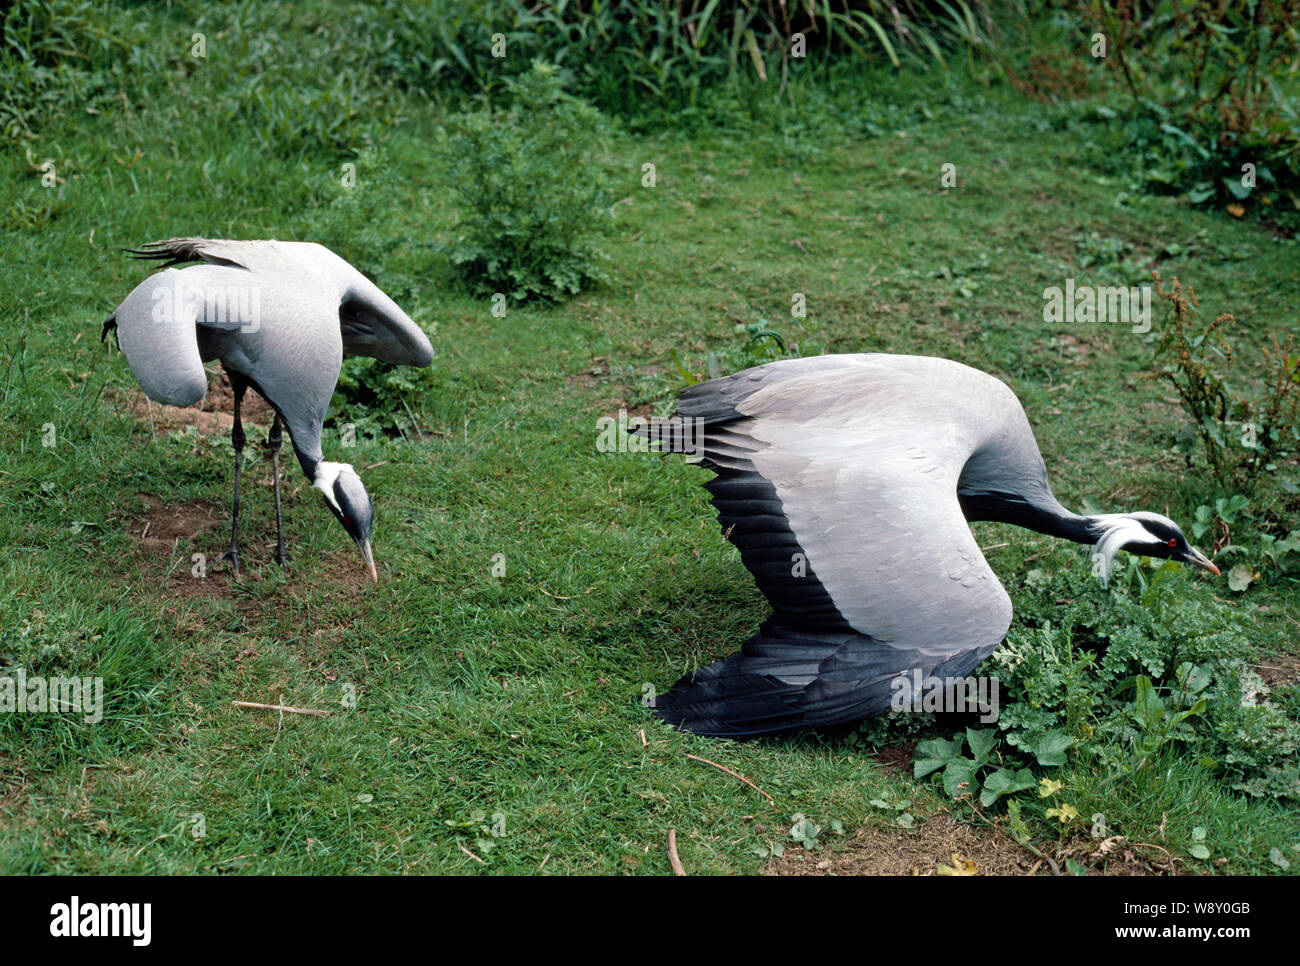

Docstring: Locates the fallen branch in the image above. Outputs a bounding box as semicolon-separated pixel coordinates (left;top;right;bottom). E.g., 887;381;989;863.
232;700;330;718
685;753;775;804
667;829;685;876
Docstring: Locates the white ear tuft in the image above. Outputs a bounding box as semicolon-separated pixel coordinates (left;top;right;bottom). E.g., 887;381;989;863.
313;461;355;510
1087;514;1151;584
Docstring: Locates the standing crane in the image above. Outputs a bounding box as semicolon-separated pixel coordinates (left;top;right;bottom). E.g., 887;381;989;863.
102;238;433;582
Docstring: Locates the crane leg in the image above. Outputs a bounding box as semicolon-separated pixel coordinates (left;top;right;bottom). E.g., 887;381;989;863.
220;378;247;575
269;413;291;567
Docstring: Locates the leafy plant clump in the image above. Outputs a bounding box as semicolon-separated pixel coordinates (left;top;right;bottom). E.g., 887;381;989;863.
911;553;1299;832
1150;273;1300;493
441;61;616;304
673;320;805;387
1190;494;1300;592
305;148;438;442
1001;561;1297;801
1070;0;1300;228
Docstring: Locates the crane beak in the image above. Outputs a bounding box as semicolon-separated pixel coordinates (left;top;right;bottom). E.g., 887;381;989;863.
359;538;378;583
1183;546;1220;576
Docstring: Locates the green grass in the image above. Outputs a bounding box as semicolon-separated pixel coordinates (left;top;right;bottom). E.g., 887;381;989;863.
1;1;1297;875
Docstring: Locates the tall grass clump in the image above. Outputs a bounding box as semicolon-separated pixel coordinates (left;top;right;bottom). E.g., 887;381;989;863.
1068;0;1300;229
358;0;998;124
0;0;136;140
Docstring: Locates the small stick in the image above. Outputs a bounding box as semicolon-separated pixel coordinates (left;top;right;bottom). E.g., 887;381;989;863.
980;542;1010;552
1132;842;1176;859
232;700;330;718
667;829;685;876
459;844;485;864
159;537;181;587
639;729;647;747
539;587;592;600
401;396;427;442
686;753;775;804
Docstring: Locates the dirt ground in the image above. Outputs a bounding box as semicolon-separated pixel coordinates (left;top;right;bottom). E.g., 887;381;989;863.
108;366;274;437
760;743;1176;877
124;495;374;602
762;809;1177;876
1253;652;1300;690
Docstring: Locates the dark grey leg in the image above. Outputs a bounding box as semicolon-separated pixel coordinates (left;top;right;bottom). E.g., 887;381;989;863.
269;413;291;567
220;378;247;575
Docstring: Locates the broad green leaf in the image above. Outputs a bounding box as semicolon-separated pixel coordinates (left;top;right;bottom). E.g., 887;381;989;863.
942;759;977;798
913;736;963;778
1227;563;1255;592
1028;731;1075;767
979;768;1037;807
966;727;997;764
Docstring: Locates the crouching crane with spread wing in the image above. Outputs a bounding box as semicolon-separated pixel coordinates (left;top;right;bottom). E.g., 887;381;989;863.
635;353;1219;738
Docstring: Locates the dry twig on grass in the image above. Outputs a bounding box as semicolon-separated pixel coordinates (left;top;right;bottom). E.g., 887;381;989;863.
686;753;775;804
667;829;685;876
232;700;330;718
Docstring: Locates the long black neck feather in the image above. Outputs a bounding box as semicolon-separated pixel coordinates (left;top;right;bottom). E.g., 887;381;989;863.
958;489;1097;546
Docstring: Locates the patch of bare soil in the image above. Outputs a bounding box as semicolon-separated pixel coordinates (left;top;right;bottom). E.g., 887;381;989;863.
132;494;225;553
317;550;380;597
109;366;273;437
125;495;233;600
1253;652;1300;690
765;814;1164;876
123;496;377;609
872;741;917;774
564;356;610;390
765;813;1037;876
567;357;665;419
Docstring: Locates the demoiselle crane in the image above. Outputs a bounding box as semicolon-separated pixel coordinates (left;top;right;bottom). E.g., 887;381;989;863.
636;353;1219;737
102;238;433;582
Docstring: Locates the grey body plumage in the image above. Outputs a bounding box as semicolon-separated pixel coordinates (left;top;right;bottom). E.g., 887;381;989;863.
103;238;432;581
639;353;1218;737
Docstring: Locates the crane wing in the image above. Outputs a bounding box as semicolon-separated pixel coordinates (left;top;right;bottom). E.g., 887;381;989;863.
102;264;257;408
645;356;1013;736
338;280;433;367
125;237;432;366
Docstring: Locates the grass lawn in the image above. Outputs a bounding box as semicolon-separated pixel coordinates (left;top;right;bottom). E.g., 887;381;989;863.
1;3;1297;875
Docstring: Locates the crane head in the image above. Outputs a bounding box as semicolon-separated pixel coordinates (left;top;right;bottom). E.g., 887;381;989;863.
313;461;377;582
1088;511;1219;582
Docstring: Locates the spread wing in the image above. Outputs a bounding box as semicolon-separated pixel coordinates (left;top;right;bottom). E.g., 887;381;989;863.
338;280;433;367
102;264;257;408
645;356;1013;736
125;237;433;367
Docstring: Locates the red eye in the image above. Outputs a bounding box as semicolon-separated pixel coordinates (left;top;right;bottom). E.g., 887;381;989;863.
343;516;352;526
1168;538;1177;547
